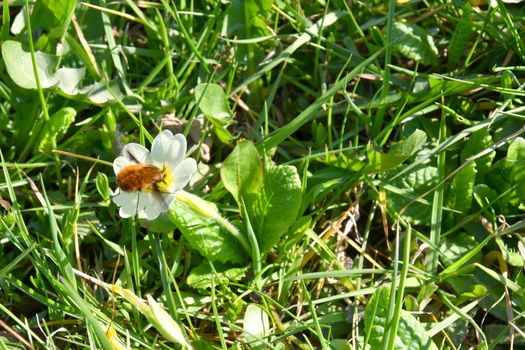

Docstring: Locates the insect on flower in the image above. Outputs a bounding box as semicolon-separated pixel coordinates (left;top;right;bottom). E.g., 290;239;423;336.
112;130;197;220
116;163;165;192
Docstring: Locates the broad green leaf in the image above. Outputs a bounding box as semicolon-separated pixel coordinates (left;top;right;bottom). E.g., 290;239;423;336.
364;129;427;173
385;165;438;226
440;233;508;321
458;284;487;302
505;137;525;202
473;184;498;209
243;304;270;350
167;199;246;264
365;286;438;350
440;232;482;267
329;339;353;350
224;0;274;85
221;140;263;206
226;0;273;36
485;137;525;211
447;4;473;70
446;161;477;216
404;75;499;106
1;40;121;104
140;214;177;234
460;128;495;176
35;107;76;151
247;165;302;253
84;80;124;105
322;151;368;173
55;67;87;95
324;130;426;174
2;40;60;89
392;22;439;67
443;267;507;321
95;173;110;203
187;261;247;290
194;83;234;142
311;121;327;149
495;236;524;267
194;83;233;123
31;0;76;38
2;40;87;93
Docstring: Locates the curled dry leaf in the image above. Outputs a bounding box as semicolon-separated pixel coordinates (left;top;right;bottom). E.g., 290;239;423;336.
0;197;11;211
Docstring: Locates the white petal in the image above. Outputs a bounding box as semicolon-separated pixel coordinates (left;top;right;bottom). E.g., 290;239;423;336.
112;190;136;206
170;158;197;192
138;192;152;210
168;133;187;167
139;192;163;220
119;207;135;218
161;193;176;210
113;191;139;218
121;143;151;163
113;156;133;175
136;193;152;219
151;130;173;164
152;131;186;168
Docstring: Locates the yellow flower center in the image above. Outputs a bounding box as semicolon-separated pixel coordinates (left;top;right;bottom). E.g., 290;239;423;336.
139;165;173;193
155;165;173;193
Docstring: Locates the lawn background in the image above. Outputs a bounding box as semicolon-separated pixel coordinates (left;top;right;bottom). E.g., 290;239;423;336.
1;0;525;349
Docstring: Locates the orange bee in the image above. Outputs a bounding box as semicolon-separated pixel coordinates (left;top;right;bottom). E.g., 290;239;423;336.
116;164;166;192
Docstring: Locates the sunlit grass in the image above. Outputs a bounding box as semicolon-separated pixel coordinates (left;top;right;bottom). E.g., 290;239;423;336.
1;1;525;349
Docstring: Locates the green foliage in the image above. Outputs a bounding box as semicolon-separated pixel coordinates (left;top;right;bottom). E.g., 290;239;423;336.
1;40;119;103
221;140;303;254
220;140;263;206
483;137;525;211
194;83;235;143
167;198;247;264
226;0;275;78
365;286;438;350
364;129;427;173
246;164;302;253
31;0;76;39
460;128;495;175
445;162;477;223
95;173;110;202
392;22;439;67
325;129;427;174
447;4;473;70
495;236;524;267
439;232;509;321
505;137;525;202
34;107;76;151
386;165;438;225
2;40;63;89
186;261;248;290
226;0;273;36
194;83;233;122
440;232;482;267
2;0;525;348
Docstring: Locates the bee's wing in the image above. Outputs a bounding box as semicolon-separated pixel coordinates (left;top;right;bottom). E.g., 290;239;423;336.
122;143;151;163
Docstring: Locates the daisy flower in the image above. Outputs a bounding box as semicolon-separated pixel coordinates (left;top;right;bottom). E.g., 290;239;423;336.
112;130;197;220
